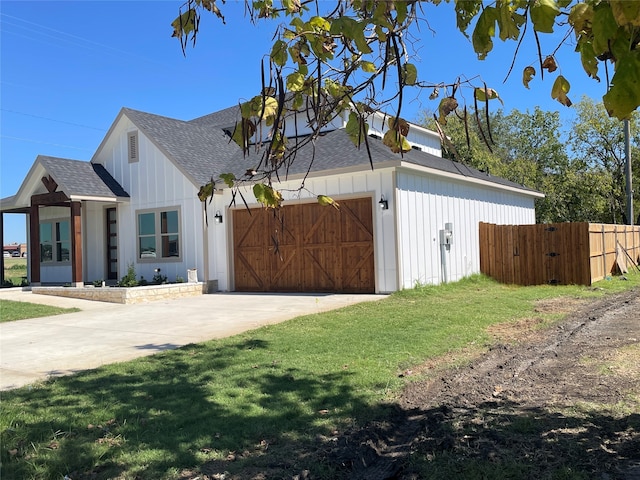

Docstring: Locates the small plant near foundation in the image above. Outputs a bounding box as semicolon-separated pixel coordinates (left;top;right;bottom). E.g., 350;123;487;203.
152;268;168;285
92;279;104;288
175;275;185;283
118;263;138;287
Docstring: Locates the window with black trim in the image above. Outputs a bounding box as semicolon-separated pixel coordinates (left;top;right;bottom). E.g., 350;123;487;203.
136;207;181;261
40;220;70;263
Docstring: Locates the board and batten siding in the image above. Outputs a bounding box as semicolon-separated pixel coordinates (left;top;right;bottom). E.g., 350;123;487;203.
92;115;206;283
395;170;536;288
210;168;398;293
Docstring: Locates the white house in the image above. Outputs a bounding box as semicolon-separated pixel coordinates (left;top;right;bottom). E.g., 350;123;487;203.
0;101;542;293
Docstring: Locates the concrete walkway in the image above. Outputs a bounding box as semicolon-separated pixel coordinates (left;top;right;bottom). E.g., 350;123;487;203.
0;289;385;390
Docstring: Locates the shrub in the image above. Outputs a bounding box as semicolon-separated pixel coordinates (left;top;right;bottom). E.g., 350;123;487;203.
175;276;185;283
152;268;168;285
118;263;138;287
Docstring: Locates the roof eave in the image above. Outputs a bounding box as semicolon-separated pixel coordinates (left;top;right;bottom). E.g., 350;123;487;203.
398;162;545;198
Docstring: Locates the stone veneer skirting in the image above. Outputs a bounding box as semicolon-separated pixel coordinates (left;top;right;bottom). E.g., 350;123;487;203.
32;281;218;304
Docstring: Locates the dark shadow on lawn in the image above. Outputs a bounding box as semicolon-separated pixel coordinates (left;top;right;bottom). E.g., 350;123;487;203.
135;342;181;351
0;338;389;479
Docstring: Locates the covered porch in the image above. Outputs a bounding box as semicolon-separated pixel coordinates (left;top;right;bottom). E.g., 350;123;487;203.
0;155;129;287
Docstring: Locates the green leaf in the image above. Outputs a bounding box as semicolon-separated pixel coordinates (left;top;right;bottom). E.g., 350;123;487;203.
308;16;330;32
530;0;559;33
472;6;497;60
361;61;377;73
592;2;618;56
474;86;503;105
282;0;301;14
345;112;369;146
219;173;236;188
230;119;256;148
253;183;283;208
198;181;215;201
382;130;411;154
171;9;197;38
331;17;372;54
603;51;640;120
551;75;572;107
289;17;305;33
523;66;536;89
317;194;340;209
395;0;408;24
568;2;593;34
576;39;599;81
455;0;482;34
270;40;288;67
402;63;418;86
610;0;640;27
286;72;305;91
496;2;524;41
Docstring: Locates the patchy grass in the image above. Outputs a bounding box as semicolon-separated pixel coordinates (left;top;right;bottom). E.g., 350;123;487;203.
0;299;79;323
3;257;27;286
0;273;638;479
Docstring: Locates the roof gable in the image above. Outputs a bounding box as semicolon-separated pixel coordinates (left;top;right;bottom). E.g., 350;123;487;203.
104;108;240;186
1;156;129;211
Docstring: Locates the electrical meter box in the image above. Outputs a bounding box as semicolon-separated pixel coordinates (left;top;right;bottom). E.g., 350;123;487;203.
439;223;454;246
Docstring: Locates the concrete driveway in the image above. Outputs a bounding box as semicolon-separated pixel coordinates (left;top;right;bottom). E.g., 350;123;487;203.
0;289;385;390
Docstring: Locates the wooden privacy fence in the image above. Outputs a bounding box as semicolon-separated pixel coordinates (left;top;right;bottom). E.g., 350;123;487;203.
479;222;640;286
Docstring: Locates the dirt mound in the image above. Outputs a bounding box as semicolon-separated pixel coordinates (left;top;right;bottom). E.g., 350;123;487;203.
327;289;640;480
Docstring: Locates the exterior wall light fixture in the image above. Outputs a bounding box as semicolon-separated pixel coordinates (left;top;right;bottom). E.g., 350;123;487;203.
214;211;223;224
378;196;389;210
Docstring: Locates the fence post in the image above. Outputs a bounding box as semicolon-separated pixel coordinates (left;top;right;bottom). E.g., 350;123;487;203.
602;224;606;278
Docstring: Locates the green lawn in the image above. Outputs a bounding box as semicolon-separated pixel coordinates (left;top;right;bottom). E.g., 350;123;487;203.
2;257;27;286
0;299;79;323
0;273;638;479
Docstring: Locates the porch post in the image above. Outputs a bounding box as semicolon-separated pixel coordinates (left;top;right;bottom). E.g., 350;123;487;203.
0;213;4;286
29;204;41;285
70;201;83;286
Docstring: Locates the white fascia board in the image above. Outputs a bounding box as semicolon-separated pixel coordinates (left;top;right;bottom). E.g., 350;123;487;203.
215;161;400;192
398;162;545;199
368;111;440;141
10;159;48;207
68;195;130;203
91;108;127;164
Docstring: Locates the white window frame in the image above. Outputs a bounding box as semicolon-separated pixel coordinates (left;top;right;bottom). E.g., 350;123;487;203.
128;131;139;163
39;219;71;264
135;206;182;263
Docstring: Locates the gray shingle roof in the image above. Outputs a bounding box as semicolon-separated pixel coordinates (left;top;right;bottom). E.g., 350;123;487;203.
39;156;129;198
188;104;241;128
122;105;538;195
217;129;538;194
123;108;239;185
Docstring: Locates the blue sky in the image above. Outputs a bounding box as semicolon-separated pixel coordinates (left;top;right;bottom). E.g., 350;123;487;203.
1;0;608;243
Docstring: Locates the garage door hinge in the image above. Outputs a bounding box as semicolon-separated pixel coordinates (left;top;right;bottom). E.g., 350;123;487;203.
546;252;560;257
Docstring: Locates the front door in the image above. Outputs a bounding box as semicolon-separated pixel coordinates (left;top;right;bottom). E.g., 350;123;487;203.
106;208;118;280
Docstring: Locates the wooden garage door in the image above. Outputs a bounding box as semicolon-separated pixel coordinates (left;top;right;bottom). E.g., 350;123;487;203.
233;197;375;293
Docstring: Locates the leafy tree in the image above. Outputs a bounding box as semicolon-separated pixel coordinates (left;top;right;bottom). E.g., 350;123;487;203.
418;110;506;176
568;96;640;223
173;0;640;208
426;105;628;224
